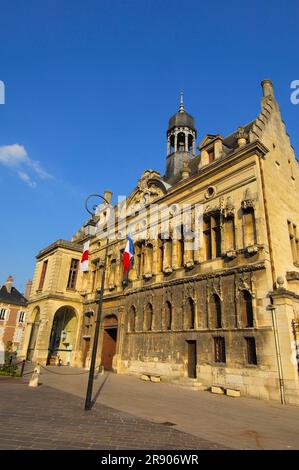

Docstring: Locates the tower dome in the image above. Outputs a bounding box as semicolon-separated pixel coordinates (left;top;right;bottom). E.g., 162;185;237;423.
168;93;196;132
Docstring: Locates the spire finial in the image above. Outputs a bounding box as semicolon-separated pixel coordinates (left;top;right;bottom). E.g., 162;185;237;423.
179;90;184;112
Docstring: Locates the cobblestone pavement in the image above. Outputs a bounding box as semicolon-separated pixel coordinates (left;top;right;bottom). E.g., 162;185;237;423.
28;366;299;450
0;380;226;450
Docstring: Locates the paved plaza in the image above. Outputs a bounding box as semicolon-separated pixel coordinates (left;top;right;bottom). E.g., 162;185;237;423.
0;379;223;450
0;366;299;450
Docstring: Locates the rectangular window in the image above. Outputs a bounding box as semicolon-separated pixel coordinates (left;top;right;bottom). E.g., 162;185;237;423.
204;217;212;260
288;221;299;264
214;336;226;363
18;311;26;323
0;308;7;321
245;337;257;365
38;260;48;290
204;214;221;260
67;258;79;289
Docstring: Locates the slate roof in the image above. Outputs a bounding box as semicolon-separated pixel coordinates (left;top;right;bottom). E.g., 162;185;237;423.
168;111;196;132
0;285;28;307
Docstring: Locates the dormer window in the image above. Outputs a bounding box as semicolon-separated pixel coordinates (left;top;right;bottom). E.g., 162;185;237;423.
208;149;215;163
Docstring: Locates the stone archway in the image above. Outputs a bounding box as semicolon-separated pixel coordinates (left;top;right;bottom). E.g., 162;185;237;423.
47;306;77;366
26;308;41;361
101;314;118;371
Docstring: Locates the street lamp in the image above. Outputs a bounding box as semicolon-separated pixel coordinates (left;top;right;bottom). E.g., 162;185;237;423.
84;193;111;411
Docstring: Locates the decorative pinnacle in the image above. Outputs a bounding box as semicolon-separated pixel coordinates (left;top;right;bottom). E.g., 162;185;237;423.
179;90;184;112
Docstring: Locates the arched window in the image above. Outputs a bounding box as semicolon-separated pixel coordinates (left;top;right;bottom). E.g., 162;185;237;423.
210;294;222;329
144;243;153;277
144;303;153;331
185;297;195;330
128;305;136;332
240;290;254;327
164;301;172;331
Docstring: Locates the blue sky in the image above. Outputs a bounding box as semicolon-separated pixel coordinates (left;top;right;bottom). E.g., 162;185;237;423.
0;0;298;292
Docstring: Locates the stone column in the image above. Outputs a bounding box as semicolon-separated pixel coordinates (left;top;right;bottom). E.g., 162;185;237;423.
194;300;199;329
185;132;188;152
184;239;194;268
163;240;172;273
270;290;299;405
172;239;179;270
192;134;196;155
174;132;178;152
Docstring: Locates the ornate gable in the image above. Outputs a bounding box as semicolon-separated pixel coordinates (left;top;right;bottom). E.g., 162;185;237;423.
126;170;168;214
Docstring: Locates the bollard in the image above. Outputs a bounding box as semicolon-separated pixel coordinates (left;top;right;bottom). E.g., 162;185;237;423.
29;364;41;388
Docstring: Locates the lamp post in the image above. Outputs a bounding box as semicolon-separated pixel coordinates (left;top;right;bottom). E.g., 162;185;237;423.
84;193;111;411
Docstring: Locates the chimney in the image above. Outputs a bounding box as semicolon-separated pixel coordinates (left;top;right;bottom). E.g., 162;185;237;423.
24;279;33;300
4;276;13;294
261;79;274;97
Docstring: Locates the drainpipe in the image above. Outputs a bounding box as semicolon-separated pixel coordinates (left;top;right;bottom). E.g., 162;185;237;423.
267;303;285;405
291;318;299;373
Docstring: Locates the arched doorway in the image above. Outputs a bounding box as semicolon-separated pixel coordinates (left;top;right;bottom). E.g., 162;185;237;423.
47;306;77;366
101;315;118;371
27;308;41;361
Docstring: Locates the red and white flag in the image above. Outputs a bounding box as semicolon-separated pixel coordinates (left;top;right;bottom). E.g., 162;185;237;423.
80;241;90;272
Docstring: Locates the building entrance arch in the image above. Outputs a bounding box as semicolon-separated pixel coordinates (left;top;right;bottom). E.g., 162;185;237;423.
47;306;77;366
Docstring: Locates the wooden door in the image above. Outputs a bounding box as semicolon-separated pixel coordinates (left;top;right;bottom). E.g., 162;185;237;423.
82;338;90;368
101;328;117;371
187;340;197;378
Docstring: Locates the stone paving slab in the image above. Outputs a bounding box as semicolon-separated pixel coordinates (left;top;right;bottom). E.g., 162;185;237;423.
31;366;299;450
0;381;226;450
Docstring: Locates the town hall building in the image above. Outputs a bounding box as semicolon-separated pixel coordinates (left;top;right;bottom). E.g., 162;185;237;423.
21;80;299;405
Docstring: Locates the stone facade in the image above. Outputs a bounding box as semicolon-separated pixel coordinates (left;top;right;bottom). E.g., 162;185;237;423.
23;80;299;404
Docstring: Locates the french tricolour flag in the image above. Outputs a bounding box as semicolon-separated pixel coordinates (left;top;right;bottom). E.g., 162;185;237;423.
80;241;90;272
122;236;135;273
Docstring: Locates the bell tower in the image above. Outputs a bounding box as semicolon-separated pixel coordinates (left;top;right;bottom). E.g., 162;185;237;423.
165;92;197;180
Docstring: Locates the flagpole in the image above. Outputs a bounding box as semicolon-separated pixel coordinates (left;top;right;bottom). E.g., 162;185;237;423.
84;193;111;411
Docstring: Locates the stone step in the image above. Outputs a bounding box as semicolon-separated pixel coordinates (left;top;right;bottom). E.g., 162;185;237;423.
170;378;206;391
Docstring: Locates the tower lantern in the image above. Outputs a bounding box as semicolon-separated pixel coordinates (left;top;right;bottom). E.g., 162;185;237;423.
165;92;197;180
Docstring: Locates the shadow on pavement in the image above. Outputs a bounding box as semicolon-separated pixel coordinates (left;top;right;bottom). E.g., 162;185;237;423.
91;372;110;408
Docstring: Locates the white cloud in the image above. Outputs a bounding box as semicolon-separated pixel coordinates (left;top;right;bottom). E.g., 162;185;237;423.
17;171;37;188
0;144;52;187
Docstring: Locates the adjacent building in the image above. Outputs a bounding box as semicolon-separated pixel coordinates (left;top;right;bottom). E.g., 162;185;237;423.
0;276;30;358
23;80;299;404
